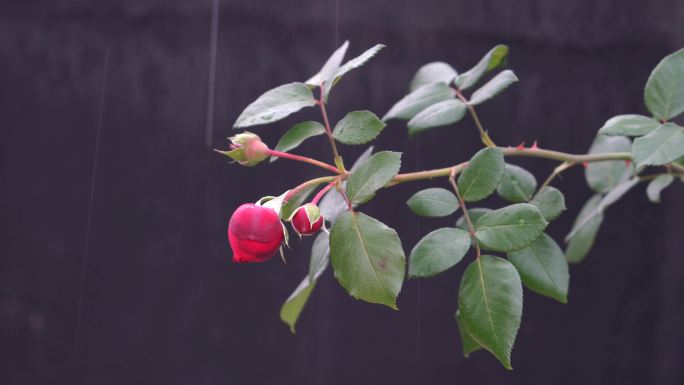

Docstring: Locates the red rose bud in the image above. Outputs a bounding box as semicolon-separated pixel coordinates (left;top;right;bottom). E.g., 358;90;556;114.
216;132;269;167
228;203;284;263
291;203;324;236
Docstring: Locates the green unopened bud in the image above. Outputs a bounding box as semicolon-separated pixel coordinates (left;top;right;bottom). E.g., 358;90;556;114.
216;132;270;167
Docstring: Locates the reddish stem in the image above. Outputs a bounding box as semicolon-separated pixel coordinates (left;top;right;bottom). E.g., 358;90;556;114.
318;84;345;171
311;182;336;205
265;148;341;174
283;176;338;204
335;181;353;210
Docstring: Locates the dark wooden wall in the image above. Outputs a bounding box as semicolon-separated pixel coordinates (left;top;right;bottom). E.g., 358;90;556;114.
1;1;683;384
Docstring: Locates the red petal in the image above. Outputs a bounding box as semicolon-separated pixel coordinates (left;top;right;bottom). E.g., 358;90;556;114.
229;230;281;262
229;203;283;243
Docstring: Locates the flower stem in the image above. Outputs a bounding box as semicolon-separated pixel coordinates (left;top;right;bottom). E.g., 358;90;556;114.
501;147;631;163
448;167;480;258
389;147;632;186
283;176;338;204
455;89;496;147
671;162;684;174
335;180;353;210
638;169;684;181
387;163;468;186
265;149;341;174
318;86;346;172
538;161;575;192
311;182;336;205
279;145;674;203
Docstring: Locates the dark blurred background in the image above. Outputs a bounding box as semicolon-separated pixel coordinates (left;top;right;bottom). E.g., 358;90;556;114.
1;1;683;384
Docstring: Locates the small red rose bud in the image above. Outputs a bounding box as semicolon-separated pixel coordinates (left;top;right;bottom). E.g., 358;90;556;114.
291;203;324;236
216;132;270;167
228;203;284;263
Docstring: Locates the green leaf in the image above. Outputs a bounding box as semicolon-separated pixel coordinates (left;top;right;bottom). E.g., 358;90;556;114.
350;146;375;171
408;227;471;278
565;194;603;263
329;211;406;309
456;310;482;357
507;233;569;303
332;110;386;145
458;255;522;370
475;203;548;252
585;135;632;193
331;44;386;85
270;121;325;162
566;178;638;247
383;82;455;121
410;62;458;91
306;44;386;94
455;45;509;90
646;174;675;203
457;147;505;202
234;83;317;128
407;99;467;137
280;275;318;333
306;41;348;84
632;123;684;167
456;208;492;231
319;41;349;99
319;147;374;221
600;177;639;208
345;151;402;204
496;164;537;203
318;188;347;223
529;186;566;221
308;231;330;282
644;49;684;120
281;233;329;333
598;114;660;137
406;188;459;217
468;70;518;106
